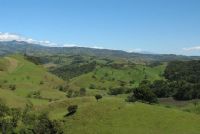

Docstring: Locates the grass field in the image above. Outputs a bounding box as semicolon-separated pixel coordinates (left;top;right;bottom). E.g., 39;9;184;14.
46;97;200;134
0;55;66;107
69;64;166;93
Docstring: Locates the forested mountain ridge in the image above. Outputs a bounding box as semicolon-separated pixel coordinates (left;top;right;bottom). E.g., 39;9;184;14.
0;40;199;62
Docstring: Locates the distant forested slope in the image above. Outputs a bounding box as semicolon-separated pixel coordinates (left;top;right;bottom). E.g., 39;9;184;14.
1;41;200;62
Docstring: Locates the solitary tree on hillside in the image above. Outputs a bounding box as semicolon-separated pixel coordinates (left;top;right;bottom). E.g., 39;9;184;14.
95;94;102;102
66;105;78;116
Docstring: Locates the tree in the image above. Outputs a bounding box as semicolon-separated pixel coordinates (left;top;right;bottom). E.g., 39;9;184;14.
95;94;102;102
151;80;172;98
0;101;64;134
173;81;193;100
67;105;78;115
9;108;21;128
127;81;157;104
0;102;14;134
0;103;8;134
33;113;63;134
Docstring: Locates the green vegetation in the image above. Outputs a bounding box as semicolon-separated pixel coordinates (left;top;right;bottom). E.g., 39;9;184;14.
163;60;200;100
68;64;166;93
0;101;63;134
50;97;200;134
0;55;66;108
1;53;200;134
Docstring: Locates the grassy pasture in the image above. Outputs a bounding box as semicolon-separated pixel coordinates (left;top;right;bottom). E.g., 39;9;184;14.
47;97;200;134
0;55;66;107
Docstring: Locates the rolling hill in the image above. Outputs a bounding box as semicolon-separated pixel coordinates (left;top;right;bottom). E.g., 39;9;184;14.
0;55;66;107
48;97;200;134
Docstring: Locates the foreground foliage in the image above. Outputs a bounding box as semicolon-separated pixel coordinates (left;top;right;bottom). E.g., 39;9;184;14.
0;101;63;134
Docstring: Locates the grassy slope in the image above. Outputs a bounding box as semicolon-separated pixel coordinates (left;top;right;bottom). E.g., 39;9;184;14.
69;64;166;93
48;97;200;134
0;55;66;107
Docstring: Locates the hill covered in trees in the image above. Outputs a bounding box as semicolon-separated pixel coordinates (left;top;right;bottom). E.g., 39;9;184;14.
1;41;200;63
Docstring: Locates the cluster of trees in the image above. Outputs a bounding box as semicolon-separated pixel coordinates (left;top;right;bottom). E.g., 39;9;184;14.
0;101;63;134
51;62;96;80
24;54;48;65
127;79;200;103
127;60;200;102
108;87;132;95
164;60;200;100
127;80;158;103
164;60;200;83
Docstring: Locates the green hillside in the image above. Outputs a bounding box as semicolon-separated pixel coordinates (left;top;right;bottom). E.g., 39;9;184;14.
68;64;166;92
47;97;200;134
0;55;66;107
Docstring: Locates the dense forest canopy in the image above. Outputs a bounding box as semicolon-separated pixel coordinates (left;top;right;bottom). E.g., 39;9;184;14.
164;60;200;83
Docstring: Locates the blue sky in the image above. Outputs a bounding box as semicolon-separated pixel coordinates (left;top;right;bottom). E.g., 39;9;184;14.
0;0;200;55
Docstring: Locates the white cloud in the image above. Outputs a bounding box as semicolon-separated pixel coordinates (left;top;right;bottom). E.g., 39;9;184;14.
0;32;58;47
0;32;24;41
126;48;142;53
183;46;200;51
91;46;104;49
62;43;79;47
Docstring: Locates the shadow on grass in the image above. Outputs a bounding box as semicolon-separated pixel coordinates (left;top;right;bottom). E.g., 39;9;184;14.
64;111;76;117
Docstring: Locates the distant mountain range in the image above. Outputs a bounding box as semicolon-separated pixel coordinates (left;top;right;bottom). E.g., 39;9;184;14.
0;40;199;62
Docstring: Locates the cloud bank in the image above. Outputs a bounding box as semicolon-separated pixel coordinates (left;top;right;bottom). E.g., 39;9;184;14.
0;32;57;47
183;46;200;51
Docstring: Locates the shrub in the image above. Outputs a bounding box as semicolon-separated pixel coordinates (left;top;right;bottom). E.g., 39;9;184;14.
129;80;135;84
9;84;16;91
92;75;96;79
66;90;73;98
108;87;125;95
118;80;126;87
79;88;86;96
58;84;69;92
89;84;96;89
27;91;41;99
39;81;44;85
